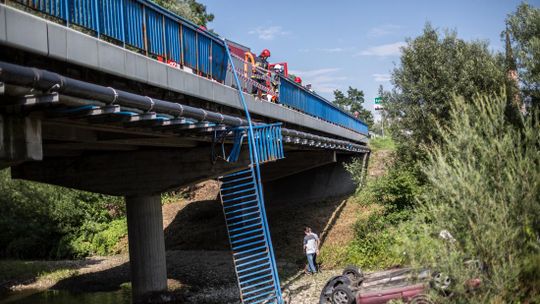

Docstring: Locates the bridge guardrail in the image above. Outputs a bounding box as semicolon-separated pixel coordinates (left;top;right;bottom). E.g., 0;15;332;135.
7;0;368;136
11;0;228;82
279;76;369;135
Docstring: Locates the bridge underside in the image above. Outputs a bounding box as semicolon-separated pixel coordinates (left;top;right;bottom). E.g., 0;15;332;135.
0;5;370;301
0;64;368;303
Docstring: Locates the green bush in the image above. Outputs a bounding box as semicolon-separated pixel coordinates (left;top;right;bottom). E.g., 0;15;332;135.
59;219;127;258
0;170;126;259
396;93;540;302
357;165;423;211
333;160;423;270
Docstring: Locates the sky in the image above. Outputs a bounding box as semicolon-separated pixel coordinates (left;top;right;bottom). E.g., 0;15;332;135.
202;0;537;120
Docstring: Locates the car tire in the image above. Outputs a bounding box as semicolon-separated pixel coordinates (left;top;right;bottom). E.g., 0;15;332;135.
342;266;364;286
431;271;453;296
320;276;352;304
409;294;434;304
331;285;355;304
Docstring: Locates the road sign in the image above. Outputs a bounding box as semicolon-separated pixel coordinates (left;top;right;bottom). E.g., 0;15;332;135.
375;97;382;104
375;104;384;111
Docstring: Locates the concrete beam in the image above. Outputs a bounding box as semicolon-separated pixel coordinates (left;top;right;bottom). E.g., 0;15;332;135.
125;194;168;303
263;154;363;204
11;147;250;196
0;114;42;169
260;150;336;182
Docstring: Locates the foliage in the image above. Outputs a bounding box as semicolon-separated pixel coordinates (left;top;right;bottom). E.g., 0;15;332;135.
357;165;423;212
331;160;423;269
369;136;396;152
506;2;540;106
0;170;126;259
151;0;214;26
396;93;540;302
386;23;506;163
57;219;127;258
344;157;368;187
333;87;374;128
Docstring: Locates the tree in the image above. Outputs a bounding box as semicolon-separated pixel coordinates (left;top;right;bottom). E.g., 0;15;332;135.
387;24;505;162
152;0;214;27
505;2;540;109
333;86;374;128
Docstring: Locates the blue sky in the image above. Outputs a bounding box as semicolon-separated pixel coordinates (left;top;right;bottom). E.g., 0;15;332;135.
202;0;536;120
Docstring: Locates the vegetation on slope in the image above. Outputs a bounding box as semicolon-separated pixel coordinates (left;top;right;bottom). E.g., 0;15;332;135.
339;2;540;302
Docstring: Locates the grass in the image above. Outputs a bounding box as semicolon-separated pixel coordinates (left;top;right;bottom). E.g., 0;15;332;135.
0;260;79;289
37;269;78;283
369;136;396;152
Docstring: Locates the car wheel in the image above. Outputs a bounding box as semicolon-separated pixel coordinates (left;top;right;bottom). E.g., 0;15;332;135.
409;294;434;304
331;285;355;304
342;266;364;285
431;272;453;296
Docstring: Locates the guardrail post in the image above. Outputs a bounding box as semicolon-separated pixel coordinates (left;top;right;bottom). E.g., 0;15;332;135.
142;5;148;55
93;0;100;37
63;0;69;26
120;0;126;46
161;15;166;61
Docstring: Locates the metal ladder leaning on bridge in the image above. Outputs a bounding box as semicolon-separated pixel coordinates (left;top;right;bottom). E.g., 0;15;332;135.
219;42;285;304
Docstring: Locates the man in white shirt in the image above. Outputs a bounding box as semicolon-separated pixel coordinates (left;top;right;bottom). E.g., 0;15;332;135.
303;226;320;274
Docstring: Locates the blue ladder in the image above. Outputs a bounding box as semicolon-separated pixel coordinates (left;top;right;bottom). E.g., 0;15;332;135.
219;166;281;304
221;41;285;304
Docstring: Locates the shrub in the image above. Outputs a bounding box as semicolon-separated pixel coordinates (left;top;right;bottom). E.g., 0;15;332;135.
396;93;540;302
357;165;423;211
0;170;126;259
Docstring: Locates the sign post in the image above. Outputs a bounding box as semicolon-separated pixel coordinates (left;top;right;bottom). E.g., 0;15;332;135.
374;97;384;136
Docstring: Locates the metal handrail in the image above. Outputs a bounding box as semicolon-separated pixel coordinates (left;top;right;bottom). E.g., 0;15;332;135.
223;40;284;304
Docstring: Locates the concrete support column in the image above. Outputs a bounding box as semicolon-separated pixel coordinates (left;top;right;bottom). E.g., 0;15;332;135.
125;194;167;303
0;114;42;169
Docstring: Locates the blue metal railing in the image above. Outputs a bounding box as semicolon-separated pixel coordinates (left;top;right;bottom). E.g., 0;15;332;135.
227;123;284;164
279;76;369;135
12;0;368;136
222;41;284;304
14;0;228;82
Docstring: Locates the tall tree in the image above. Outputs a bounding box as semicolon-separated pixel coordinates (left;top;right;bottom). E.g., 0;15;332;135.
387;23;505;162
333;87;374;128
152;0;214;27
505;2;540;109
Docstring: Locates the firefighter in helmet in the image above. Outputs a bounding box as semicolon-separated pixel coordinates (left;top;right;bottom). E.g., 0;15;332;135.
251;49;271;97
270;64;283;103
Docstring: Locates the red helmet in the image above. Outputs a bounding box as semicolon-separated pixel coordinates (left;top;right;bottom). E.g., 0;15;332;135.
260;49;271;58
294;76;302;84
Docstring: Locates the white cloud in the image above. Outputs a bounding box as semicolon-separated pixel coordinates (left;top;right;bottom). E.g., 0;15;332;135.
248;26;289;40
372;73;392;82
319;47;355;53
289;68;341;78
368;24;402;37
288;68;346;94
356;42;406;57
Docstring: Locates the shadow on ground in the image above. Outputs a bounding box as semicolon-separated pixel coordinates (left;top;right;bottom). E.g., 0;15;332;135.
43;193;349;302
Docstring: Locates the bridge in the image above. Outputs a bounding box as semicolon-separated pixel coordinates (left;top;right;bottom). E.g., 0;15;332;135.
0;1;370;303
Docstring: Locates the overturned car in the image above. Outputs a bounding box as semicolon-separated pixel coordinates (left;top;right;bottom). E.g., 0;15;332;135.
319;266;460;304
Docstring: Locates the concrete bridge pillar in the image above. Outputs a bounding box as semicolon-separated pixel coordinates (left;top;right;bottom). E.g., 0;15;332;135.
125;194;168;303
